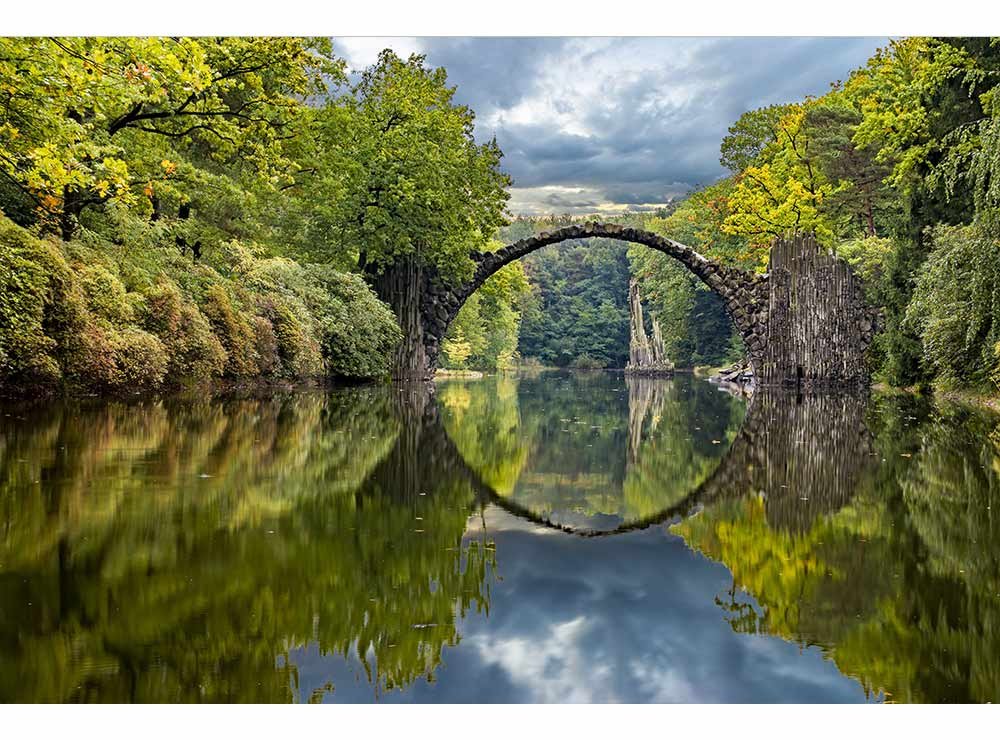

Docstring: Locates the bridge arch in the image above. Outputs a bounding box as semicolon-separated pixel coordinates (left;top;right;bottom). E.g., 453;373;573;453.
374;224;876;387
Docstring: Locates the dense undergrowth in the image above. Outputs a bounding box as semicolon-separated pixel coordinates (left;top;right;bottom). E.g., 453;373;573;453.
0;213;401;396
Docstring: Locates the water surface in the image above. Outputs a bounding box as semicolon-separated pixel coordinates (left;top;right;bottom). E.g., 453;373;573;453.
1;371;998;702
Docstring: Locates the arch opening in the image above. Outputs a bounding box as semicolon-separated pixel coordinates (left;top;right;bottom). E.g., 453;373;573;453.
372;224;875;388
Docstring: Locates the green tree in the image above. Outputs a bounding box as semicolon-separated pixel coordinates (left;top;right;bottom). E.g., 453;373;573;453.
0;37;340;241
298;50;510;282
906;223;1000;390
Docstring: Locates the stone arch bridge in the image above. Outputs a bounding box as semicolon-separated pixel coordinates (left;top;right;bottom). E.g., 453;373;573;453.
371;223;878;387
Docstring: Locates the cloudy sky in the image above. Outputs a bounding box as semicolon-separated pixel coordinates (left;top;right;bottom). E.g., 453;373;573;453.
333;37;886;215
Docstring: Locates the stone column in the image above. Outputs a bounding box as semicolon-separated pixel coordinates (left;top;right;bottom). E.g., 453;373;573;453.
758;235;876;388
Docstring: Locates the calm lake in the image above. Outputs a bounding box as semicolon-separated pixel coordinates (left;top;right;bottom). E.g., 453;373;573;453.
1;371;998;703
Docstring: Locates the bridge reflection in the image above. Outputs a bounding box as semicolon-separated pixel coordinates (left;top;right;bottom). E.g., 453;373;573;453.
421;375;876;536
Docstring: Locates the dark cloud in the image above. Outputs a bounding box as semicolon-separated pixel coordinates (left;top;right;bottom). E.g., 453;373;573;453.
339;37;886;214
414;37;572;113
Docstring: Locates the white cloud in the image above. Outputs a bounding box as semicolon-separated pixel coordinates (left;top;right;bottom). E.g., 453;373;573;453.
333;37;425;72
468;616;619;702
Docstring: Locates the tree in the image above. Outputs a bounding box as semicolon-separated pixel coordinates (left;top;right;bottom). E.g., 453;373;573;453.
300;50;510;283
628;184;748;368
720;104;789;173
722;102;838;249
805;96;896;237
513;225;631;369
906;224;1000;390
0;37;341;241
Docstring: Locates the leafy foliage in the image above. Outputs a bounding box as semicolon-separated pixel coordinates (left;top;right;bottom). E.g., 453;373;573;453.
674;394;1000;703
0;213;400;393
0;37;341;241
628;188;746;367
906;224;1000;390
0;388;494;701
289;51;510;283
441;260;530;371
506;216;632;368
706;37;1000;391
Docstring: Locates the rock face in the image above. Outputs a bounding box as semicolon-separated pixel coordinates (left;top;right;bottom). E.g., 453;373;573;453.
625;278;674;376
373;225;877;387
756;234;878;389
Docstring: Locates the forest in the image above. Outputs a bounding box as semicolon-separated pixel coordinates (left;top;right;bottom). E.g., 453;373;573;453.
1;37;999;396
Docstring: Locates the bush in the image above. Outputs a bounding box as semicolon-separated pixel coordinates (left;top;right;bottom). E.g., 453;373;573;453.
305;267;401;379
79;264;132;324
252;316;280;378
201;284;259;377
571;354;605;369
0;219;61;388
258;294;323;378
0;213;400;395
993;342;1000;393
63;322;120;390
140;280;226;384
111;328;169;390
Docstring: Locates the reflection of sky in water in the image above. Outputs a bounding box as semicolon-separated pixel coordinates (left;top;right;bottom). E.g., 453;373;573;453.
291;507;872;703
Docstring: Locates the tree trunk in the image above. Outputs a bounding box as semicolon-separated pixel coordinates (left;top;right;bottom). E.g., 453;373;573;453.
370;257;432;379
59;186;84;241
864;185;877;237
627;278;653;368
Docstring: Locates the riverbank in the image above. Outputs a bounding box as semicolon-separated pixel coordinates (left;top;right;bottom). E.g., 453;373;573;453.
434;369;485;379
871;382;1000;416
0;375;387;412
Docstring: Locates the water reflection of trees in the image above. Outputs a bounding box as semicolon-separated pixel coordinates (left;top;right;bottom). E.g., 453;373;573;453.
439;372;745;529
623;376;745;520
674;392;1000;703
7;378;998;703
0;387;494;702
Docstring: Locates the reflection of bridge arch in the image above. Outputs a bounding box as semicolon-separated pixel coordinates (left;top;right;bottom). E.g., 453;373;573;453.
477;388;874;536
386;382;876;538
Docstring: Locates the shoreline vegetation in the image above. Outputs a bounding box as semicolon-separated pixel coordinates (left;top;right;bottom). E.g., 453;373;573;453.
0;213;402;399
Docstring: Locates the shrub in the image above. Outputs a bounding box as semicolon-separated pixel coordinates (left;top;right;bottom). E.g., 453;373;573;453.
141;280;226;384
305;267;401;379
571;354;605;369
993;342;1000;392
251;316;280;377
258;294;323;378
0;219;61;388
441;330;472;369
110;328;168;390
63;322;119;390
201;284;259;377
0;213;400;395
79;264;132;324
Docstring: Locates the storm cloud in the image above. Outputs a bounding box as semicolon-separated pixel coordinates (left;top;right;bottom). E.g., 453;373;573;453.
334;37;885;215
